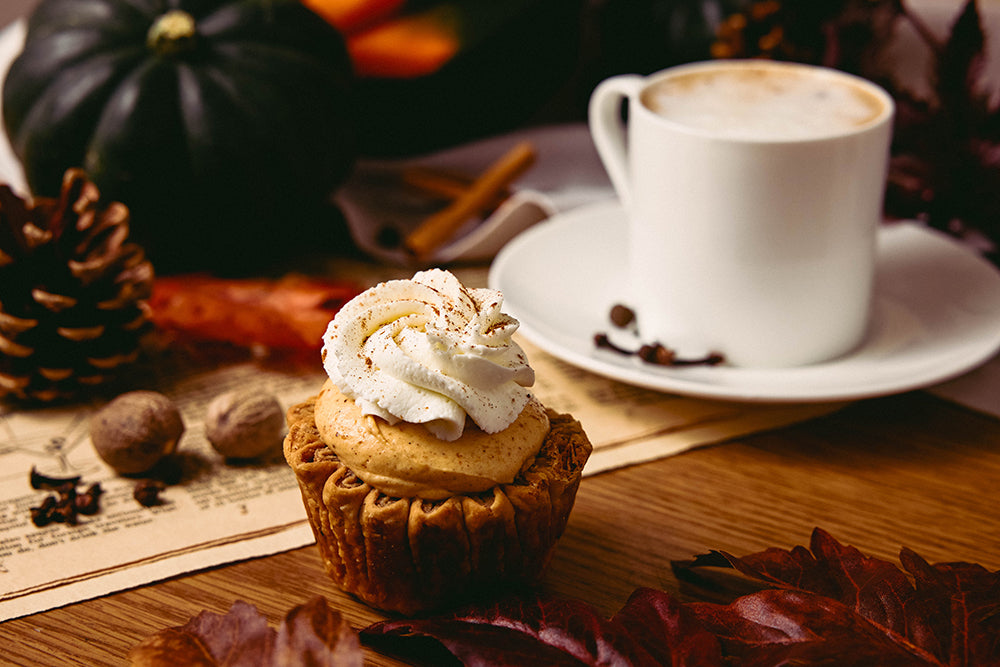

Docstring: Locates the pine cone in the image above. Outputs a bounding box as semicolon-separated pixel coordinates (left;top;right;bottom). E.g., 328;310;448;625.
0;169;154;402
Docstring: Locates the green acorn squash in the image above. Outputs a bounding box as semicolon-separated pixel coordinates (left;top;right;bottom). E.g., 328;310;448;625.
3;0;356;272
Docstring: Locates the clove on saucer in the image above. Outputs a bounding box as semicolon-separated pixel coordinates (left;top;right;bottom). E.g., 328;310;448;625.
594;333;725;367
595;302;725;367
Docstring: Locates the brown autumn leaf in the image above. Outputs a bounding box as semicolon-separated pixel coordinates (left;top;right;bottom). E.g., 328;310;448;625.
362;528;1000;666
673;527;1000;666
129;597;362;667
608;587;724;667
272;597;363;665
362;591;669;667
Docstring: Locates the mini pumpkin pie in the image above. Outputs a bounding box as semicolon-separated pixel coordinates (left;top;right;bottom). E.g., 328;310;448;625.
284;269;591;615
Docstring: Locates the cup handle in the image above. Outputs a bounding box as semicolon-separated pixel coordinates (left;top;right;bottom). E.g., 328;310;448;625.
588;75;644;210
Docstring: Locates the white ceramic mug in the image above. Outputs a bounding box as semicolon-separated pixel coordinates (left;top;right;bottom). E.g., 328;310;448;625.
589;60;895;367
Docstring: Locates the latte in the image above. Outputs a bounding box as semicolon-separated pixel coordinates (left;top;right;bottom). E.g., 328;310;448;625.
640;62;887;141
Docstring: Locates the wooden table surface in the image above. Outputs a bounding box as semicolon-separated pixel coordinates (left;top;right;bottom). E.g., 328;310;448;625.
2;388;999;665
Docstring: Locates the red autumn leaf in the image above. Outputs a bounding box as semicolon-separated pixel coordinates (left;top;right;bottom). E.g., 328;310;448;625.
361;529;1000;667
148;274;361;352
898;547;1000;664
687;589;938;666
677;527;919;625
609;588;724;666
126;532;998;666
362;592;665;667
129;598;362;666
672;527;1000;666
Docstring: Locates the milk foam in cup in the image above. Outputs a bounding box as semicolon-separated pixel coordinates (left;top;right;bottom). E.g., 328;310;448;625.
588;60;895;367
641;65;886;140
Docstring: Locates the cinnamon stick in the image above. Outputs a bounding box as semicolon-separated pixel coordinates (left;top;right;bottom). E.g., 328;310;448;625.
402;166;475;200
402;165;510;210
403;141;536;258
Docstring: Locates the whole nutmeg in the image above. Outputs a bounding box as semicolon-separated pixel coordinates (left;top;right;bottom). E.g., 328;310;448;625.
204;390;284;459
91;391;185;474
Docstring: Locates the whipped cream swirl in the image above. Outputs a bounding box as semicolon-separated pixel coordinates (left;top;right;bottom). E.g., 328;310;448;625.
322;269;535;441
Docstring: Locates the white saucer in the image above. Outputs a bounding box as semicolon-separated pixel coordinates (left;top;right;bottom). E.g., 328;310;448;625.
488;200;1000;402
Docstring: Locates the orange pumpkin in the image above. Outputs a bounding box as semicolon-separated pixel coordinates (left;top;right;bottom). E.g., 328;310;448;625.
304;0;458;78
303;0;406;33
302;0;585;155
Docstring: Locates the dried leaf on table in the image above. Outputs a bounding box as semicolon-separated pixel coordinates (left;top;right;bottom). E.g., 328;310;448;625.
126;531;998;665
362;592;670;667
608;587;723;666
148;274;361;352
129;598;362;667
362;528;1000;666
272;597;363;665
672;527;1000;666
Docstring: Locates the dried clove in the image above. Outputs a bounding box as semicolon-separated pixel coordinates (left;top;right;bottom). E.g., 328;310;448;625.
593;332;633;356
638;343;675;365
76;483;103;515
597;304;726;367
133;479;166;507
28;469;103;526
595;333;725;367
30;466;81;491
609;304;636;328
52;499;78;525
30;495;58;527
672;351;726;367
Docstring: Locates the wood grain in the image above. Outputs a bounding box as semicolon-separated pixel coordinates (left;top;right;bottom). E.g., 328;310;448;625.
2;391;999;665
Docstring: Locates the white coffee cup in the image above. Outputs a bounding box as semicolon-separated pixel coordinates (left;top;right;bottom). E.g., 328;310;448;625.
589;60;894;367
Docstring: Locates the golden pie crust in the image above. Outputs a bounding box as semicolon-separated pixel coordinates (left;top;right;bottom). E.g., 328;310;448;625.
283;394;592;615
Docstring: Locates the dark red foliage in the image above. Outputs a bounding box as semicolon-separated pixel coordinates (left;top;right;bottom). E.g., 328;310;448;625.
363;528;1000;666
129;530;998;666
363;592;667;667
673;528;1000;666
